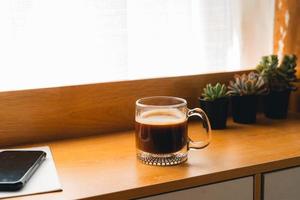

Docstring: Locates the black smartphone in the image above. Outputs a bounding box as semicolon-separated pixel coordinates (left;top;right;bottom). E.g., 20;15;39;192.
0;150;46;191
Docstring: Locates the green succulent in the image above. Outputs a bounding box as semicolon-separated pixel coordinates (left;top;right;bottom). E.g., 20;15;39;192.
228;72;268;96
256;54;297;91
202;83;227;101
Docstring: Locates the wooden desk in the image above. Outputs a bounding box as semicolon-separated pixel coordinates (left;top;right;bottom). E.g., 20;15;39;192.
8;114;300;200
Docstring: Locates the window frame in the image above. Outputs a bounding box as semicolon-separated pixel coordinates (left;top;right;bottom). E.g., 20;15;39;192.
3;0;299;147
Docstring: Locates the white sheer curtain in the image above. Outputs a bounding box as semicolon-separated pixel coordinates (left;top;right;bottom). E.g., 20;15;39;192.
0;0;274;91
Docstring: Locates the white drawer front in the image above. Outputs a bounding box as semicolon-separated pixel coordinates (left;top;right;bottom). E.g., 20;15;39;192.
140;176;253;200
264;166;300;200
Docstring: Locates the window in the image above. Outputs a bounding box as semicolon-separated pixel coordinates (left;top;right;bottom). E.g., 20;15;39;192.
0;0;274;91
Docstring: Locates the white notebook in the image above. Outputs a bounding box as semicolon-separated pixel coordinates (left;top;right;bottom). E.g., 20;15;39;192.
0;146;62;199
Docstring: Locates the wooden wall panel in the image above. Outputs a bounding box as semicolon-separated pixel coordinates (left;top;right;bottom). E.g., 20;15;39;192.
0;72;241;147
274;0;300;112
274;0;300;76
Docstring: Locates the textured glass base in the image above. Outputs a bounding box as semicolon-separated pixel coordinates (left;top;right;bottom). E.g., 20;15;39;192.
137;148;187;166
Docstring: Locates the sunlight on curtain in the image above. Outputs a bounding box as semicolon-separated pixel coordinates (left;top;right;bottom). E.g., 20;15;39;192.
0;0;274;91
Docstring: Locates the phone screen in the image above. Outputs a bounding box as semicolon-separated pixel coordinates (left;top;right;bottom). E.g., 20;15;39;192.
0;151;45;183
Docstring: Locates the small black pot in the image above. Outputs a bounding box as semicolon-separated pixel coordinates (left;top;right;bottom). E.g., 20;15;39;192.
199;97;229;129
263;90;291;119
231;95;258;124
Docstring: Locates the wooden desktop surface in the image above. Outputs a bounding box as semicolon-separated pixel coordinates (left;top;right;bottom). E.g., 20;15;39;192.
8;114;300;200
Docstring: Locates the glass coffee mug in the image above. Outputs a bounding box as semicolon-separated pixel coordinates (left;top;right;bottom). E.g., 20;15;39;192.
135;96;211;166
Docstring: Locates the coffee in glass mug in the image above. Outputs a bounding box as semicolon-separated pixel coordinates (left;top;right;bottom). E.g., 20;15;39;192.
135;96;211;166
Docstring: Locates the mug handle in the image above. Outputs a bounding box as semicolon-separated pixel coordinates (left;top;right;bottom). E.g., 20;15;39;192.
187;108;212;150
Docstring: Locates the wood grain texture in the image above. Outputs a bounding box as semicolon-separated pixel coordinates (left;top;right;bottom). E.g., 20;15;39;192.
0;71;243;148
274;0;300;112
274;0;300;77
254;174;262;200
8;113;300;200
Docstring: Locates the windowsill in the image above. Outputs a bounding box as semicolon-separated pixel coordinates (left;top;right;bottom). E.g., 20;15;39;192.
0;70;252;148
12;113;300;200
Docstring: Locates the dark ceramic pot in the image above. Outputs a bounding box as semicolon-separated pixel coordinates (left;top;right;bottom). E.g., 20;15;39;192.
263;90;291;119
199;97;229;129
231;95;258;124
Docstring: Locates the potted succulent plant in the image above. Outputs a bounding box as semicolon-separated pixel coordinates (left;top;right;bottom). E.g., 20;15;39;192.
228;72;267;124
199;83;229;129
256;54;297;119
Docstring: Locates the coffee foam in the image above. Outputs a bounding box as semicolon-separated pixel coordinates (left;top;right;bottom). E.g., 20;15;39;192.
136;109;186;125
